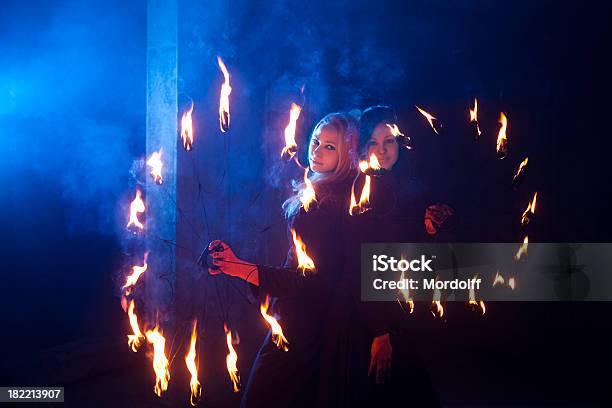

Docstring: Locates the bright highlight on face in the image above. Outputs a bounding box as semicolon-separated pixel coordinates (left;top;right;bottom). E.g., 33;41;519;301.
308;125;340;174
366;122;399;170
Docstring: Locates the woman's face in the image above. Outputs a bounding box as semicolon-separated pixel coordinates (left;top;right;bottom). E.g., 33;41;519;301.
309;125;340;174
366;123;399;170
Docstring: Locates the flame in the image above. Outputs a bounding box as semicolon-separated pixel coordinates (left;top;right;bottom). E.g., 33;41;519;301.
349;175;372;216
127;300;144;352
469;98;482;137
508;277;516;290
415;105;439;134
260;295;289;351
224;324;241;393
145;326;170;397
431;278;444;318
127;189;145;230
300;167;317;212
185;320;202;405
281;103;302;159
492;271;505;287
386;123;412;150
520;192;538;226
398;270;414;314
468;275;486;315
368;154;381;171
514;236;529;260
217;56;231;133
513;157;529;185
386;123;404;138
122;252;149;293
358;154;381;174
146;149;164;184
291;228;316;274
496;112;508;159
181;104;194;151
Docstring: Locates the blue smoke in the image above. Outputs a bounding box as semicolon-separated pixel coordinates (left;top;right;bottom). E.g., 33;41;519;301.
1;0;145;236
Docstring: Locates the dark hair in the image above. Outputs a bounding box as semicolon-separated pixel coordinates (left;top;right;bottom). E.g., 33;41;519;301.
358;105;397;155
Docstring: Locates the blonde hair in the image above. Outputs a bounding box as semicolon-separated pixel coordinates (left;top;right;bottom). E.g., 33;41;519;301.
283;112;359;219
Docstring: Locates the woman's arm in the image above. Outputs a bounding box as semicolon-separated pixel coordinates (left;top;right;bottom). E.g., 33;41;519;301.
207;238;321;298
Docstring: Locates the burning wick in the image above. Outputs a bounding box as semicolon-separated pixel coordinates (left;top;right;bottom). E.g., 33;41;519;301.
127;300;144;352
469;98;482;138
181;104;194;151
349;154;380;216
291;228;316;275
415;105;440;134
127;189;145;230
515;236;529;261
431;277;444;318
185;320;202;405
260;295;289;351
492;271;505;287
217;56;231;133
520;192;538;226
145;326;170;397
281;103;302;160
300;167;317;212
122;252;149;295
512;157;529;189
147;149;163;185
496;112;508;159
386;123;412;150
398;270;414;314
224;324;241;393
467;275;486;315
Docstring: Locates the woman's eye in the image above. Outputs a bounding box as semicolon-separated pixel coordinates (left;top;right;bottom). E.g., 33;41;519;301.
325;145;335;151
367;141;377;147
385;138;396;145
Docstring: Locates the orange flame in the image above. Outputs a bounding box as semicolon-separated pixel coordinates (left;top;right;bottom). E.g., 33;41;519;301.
508;277;516;290
496;112;508;159
492;271;505;287
217;57;231;133
415;105;440;134
145;326;170;397
469;98;482;137
260;295;289;351
467;275;486;315
515;236;529;260
291;228;316;274
281;103;302;159
431;278;444;318
181;104;194;151
349;175;372;216
398;270;414;314
224;324;241;393
520;192;538;226
513;157;529;184
185;320;202;405
122;252;149;294
300;167;317;212
127;189;145;230
127;300;144;352
147;149;164;184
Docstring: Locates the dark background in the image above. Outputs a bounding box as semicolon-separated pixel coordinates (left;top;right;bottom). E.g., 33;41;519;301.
1;0;611;406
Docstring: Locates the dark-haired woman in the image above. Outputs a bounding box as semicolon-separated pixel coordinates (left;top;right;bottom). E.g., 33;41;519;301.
318;105;449;406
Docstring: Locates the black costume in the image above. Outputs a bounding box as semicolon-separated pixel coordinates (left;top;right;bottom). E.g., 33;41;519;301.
241;177;353;408
317;120;441;406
